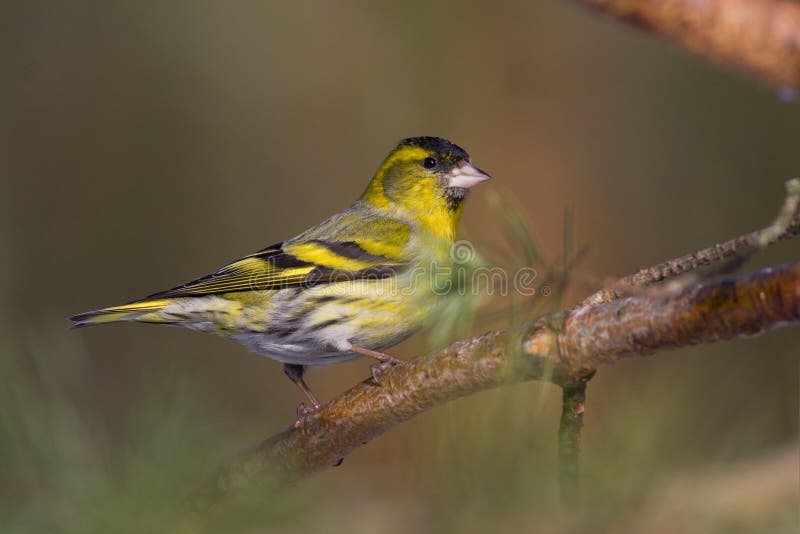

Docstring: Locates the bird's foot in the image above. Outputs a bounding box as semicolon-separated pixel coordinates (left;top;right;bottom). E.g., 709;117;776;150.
351;345;404;366
370;358;405;385
294;401;320;428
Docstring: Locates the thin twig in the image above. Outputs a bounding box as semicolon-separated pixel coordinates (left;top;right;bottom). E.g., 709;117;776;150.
580;179;800;307
557;372;593;508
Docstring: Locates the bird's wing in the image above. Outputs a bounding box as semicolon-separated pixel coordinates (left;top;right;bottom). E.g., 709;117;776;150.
140;238;409;300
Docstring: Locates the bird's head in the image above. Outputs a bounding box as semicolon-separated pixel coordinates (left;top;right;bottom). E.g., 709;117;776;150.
361;136;491;239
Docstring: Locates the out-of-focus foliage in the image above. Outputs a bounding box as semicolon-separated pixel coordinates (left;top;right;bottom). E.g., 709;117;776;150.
1;1;798;532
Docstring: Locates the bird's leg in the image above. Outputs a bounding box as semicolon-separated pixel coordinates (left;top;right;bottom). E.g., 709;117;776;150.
283;364;321;419
350;345;404;384
350;345;404;365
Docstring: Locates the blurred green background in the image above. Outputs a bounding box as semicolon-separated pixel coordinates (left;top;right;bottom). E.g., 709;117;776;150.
2;1;798;532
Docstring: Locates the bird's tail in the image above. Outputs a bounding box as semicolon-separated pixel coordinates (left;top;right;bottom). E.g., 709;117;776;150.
69;299;173;328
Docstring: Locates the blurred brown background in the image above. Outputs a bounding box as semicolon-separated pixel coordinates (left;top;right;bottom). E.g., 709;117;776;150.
1;1;798;532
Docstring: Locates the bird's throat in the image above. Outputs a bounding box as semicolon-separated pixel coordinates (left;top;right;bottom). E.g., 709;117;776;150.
445;187;468;212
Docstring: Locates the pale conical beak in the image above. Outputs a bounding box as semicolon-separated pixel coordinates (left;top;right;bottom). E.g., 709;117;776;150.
446;162;492;188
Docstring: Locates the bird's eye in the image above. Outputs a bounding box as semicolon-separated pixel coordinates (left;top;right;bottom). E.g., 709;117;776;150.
422;157;437;169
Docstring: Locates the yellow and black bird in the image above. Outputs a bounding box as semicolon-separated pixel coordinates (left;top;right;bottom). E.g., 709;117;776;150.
71;137;491;409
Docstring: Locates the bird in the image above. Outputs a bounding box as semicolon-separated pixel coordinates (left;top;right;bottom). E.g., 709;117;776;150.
70;136;491;411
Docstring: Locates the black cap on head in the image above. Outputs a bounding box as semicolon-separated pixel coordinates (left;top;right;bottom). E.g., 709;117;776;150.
398;136;470;163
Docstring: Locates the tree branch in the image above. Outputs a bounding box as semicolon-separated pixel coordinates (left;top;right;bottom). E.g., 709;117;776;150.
191;181;800;505
195;259;800;503
573;0;800;90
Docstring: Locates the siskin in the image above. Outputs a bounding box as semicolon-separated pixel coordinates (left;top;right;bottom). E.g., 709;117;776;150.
71;137;491;410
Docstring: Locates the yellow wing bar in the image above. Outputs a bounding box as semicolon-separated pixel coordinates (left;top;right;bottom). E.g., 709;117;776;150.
137;240;406;300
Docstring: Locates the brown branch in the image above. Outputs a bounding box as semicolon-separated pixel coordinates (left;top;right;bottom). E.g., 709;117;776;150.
573;0;800;90
195;260;800;503
559;261;800;373
580;178;800;307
